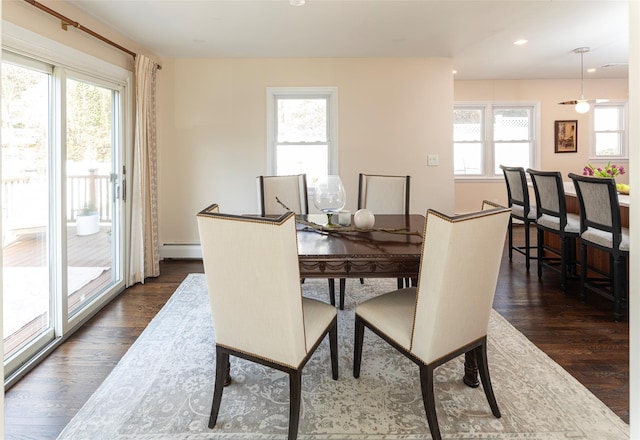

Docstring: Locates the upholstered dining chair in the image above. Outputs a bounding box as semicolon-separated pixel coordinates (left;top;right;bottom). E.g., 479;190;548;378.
196;204;338;440
567;173;630;321
331;173;412;310
353;206;511;440
527;169;580;291
257;173;318;289
357;173;411;215
500;165;537;271
256;174;308;216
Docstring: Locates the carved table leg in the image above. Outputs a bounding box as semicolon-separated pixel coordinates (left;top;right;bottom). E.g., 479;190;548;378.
463;350;479;388
339;278;346;310
328;279;336;307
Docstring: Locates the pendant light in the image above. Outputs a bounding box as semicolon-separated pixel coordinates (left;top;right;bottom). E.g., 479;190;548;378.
574;47;590;114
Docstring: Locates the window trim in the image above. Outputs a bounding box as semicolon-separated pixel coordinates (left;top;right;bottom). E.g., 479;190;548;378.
454;101;540;182
266;87;339;176
589;100;628;161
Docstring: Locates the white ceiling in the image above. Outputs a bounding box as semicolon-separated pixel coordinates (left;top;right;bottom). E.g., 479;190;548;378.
66;0;629;80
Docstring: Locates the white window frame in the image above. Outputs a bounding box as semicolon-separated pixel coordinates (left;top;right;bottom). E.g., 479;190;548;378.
454;101;540;181
590;101;628;160
266;87;339;177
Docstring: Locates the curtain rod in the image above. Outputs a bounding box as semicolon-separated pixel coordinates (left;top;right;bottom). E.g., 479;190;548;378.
23;0;162;70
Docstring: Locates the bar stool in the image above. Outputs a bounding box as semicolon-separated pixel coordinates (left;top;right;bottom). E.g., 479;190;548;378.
568;173;629;320
527;169;580;291
499;165;537;271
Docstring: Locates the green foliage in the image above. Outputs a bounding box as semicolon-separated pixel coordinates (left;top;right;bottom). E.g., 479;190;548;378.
66;79;113;163
78;203;97;216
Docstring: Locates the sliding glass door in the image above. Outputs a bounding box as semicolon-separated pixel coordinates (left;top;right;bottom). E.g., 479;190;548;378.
2;52;126;378
65;76;121;317
1;56;54;361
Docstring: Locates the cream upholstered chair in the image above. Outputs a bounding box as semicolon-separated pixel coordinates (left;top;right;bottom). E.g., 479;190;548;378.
330;173;412;309
353;206;510;440
527;169;580;291
357;173;411;215
257;173;312;280
196;204;338;440
568;173;629;321
500;165;537;271
257;174;308;216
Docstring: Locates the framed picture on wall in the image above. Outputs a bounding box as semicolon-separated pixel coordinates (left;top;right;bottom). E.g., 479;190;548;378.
555;120;578;153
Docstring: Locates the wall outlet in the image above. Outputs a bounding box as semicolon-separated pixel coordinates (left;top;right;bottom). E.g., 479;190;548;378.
427;154;439;166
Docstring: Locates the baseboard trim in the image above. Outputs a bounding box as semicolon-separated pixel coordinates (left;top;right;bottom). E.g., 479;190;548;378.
160;244;202;259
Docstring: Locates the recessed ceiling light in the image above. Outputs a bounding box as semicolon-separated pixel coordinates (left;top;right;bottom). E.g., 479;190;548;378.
290;0;306;6
587;68;596;73
513;39;528;46
452;70;457;75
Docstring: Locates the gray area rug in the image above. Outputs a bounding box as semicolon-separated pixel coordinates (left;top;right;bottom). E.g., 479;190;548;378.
57;274;629;439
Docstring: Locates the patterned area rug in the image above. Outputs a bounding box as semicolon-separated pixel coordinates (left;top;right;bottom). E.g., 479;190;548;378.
57;275;628;439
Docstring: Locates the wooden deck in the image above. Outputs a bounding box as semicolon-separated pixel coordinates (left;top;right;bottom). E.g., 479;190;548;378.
3;224;113;357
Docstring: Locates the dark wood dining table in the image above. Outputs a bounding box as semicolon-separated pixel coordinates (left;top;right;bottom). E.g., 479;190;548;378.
296;213;481;388
297;214;424;309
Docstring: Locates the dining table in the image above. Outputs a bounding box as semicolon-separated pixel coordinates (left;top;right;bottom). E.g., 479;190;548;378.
295;213;482;388
297;213;424;309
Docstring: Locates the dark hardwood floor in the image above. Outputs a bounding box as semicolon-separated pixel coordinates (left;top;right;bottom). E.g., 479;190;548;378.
4;228;629;439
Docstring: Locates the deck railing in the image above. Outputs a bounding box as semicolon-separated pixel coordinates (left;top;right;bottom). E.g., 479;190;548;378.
2;171;112;226
67;170;112;222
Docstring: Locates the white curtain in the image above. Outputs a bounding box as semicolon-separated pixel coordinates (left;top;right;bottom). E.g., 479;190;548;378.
129;54;160;285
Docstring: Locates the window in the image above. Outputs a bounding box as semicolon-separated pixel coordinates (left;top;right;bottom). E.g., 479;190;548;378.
267;87;338;185
592;102;626;159
454;103;538;178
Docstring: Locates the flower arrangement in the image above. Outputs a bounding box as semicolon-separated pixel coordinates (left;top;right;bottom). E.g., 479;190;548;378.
583;162;625;178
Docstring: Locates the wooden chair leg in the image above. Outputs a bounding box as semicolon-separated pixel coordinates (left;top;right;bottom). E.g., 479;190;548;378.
524;221;531;271
560;236;568;291
509;217;514;260
209;348;229;428
475;343;501;418
288;370;302;440
569;238;577;276
537;228;544;279
353;315;365;378
419;364;441;440
329;320;339;380
612;255;626;321
580;244;588;301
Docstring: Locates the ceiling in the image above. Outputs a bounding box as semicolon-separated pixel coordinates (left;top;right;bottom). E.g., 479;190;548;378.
65;0;629;80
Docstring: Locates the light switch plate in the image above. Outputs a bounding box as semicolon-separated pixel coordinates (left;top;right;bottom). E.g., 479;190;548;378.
427;154;439;166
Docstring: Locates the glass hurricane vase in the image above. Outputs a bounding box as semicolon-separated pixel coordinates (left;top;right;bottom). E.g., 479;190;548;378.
313;175;346;225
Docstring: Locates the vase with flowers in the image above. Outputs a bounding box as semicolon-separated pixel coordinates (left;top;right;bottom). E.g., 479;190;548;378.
582;162;629;194
582;162;625;178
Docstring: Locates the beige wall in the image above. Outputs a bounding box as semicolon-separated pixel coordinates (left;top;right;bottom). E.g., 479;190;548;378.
454;78;629;213
157;57;455;246
1;0;629;242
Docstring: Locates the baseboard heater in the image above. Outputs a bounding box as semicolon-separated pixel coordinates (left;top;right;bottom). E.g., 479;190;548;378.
160;243;202;259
